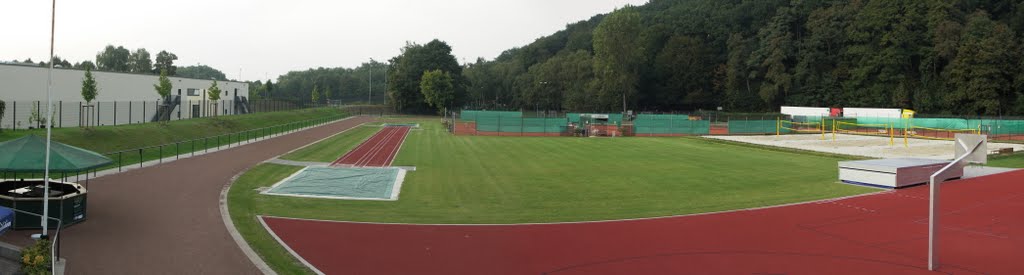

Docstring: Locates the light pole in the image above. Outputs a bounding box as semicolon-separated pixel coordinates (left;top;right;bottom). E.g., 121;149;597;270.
41;0;57;241
368;58;374;105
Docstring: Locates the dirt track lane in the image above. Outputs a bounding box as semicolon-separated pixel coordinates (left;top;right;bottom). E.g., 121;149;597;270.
0;116;374;274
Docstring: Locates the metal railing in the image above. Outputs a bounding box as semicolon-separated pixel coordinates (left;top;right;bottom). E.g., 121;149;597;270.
101;115;346;173
0;99;341;131
1;114;349;182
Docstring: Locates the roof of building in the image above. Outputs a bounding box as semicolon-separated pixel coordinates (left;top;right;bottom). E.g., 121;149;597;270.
0;62;248;84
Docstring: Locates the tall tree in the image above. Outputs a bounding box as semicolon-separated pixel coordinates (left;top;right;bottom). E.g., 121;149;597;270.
749;6;798;108
947;11;1019;115
265;80;274;99
95;45;131;72
154;50;178;75
177;65;227;80
843;1;928;108
74;61;97;70
724;33;763;111
419;70;455;113
129;48;153;73
248;80;264;99
387;40;464;113
49;56;71;68
653;35;714;110
592;6;646;111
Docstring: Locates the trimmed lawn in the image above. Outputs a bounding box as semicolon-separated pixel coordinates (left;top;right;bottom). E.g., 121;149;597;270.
989;153;1024;168
236;119;874;223
230;119;876;273
279;125;378;162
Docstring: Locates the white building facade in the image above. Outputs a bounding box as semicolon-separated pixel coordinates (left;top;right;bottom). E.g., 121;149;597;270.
0;63;250;129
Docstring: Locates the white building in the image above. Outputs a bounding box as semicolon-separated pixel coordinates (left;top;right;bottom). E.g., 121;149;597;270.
0;63;250;129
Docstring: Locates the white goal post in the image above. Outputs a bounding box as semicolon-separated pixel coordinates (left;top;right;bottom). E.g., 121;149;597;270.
929;134;987;271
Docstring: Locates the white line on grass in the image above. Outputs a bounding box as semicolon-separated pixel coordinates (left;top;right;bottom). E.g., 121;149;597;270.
219;116;360;275
222;169;277;275
221;116;360;275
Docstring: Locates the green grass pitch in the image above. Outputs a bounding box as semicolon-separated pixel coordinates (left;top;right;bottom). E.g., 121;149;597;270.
237;119;877;223
229;119;880;273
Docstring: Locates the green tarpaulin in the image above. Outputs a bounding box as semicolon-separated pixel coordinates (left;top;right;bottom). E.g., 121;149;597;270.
0;135;112;172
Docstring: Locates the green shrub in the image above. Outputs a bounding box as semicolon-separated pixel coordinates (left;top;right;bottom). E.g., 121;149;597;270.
20;240;51;275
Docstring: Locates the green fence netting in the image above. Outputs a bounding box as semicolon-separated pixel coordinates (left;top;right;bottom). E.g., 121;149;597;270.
522;118;569;133
460;110;521;122
468;110;567;133
987;120;1024;135
634;114;710;134
728;120;778;134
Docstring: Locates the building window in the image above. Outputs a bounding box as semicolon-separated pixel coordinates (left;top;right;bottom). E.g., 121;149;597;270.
187;88;199;96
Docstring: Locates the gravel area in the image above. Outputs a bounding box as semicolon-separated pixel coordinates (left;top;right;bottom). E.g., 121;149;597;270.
706;133;1024;160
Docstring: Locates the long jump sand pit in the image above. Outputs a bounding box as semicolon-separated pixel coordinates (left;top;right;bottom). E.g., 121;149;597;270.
707;133;1024;160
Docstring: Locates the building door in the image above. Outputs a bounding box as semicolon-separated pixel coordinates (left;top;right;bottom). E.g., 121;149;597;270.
192;104;200;118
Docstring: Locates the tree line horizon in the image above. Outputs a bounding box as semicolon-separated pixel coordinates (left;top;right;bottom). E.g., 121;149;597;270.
11;0;1024;116
258;0;1024;116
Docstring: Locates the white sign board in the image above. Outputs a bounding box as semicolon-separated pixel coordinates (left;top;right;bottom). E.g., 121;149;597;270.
842;107;902;118
780;106;829;117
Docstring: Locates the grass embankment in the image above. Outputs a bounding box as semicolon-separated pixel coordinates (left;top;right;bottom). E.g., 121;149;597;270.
0;108;347;175
230;118;875;274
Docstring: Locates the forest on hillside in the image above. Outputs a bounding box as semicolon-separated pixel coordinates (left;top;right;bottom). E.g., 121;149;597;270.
462;0;1024;116
248;60;389;104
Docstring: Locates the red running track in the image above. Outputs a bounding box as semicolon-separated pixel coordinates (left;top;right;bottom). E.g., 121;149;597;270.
331;126;410;167
263;169;1024;274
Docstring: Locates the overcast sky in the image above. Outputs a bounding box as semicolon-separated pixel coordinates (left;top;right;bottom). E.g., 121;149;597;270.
2;0;647;82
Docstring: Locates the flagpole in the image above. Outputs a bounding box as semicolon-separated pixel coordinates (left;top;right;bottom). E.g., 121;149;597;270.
41;0;56;239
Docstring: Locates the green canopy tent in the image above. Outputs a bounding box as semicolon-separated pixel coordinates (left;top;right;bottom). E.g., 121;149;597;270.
0;135;112;174
0;135;108;233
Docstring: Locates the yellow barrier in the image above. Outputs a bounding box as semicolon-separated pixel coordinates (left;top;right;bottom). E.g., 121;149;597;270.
835;121;896;146
906;126;979;141
778;120;826;139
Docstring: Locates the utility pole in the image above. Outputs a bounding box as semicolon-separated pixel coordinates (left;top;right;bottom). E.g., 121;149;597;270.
368;58;373;105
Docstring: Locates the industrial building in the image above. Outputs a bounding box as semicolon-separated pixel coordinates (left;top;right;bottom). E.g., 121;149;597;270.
0;63;250;129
